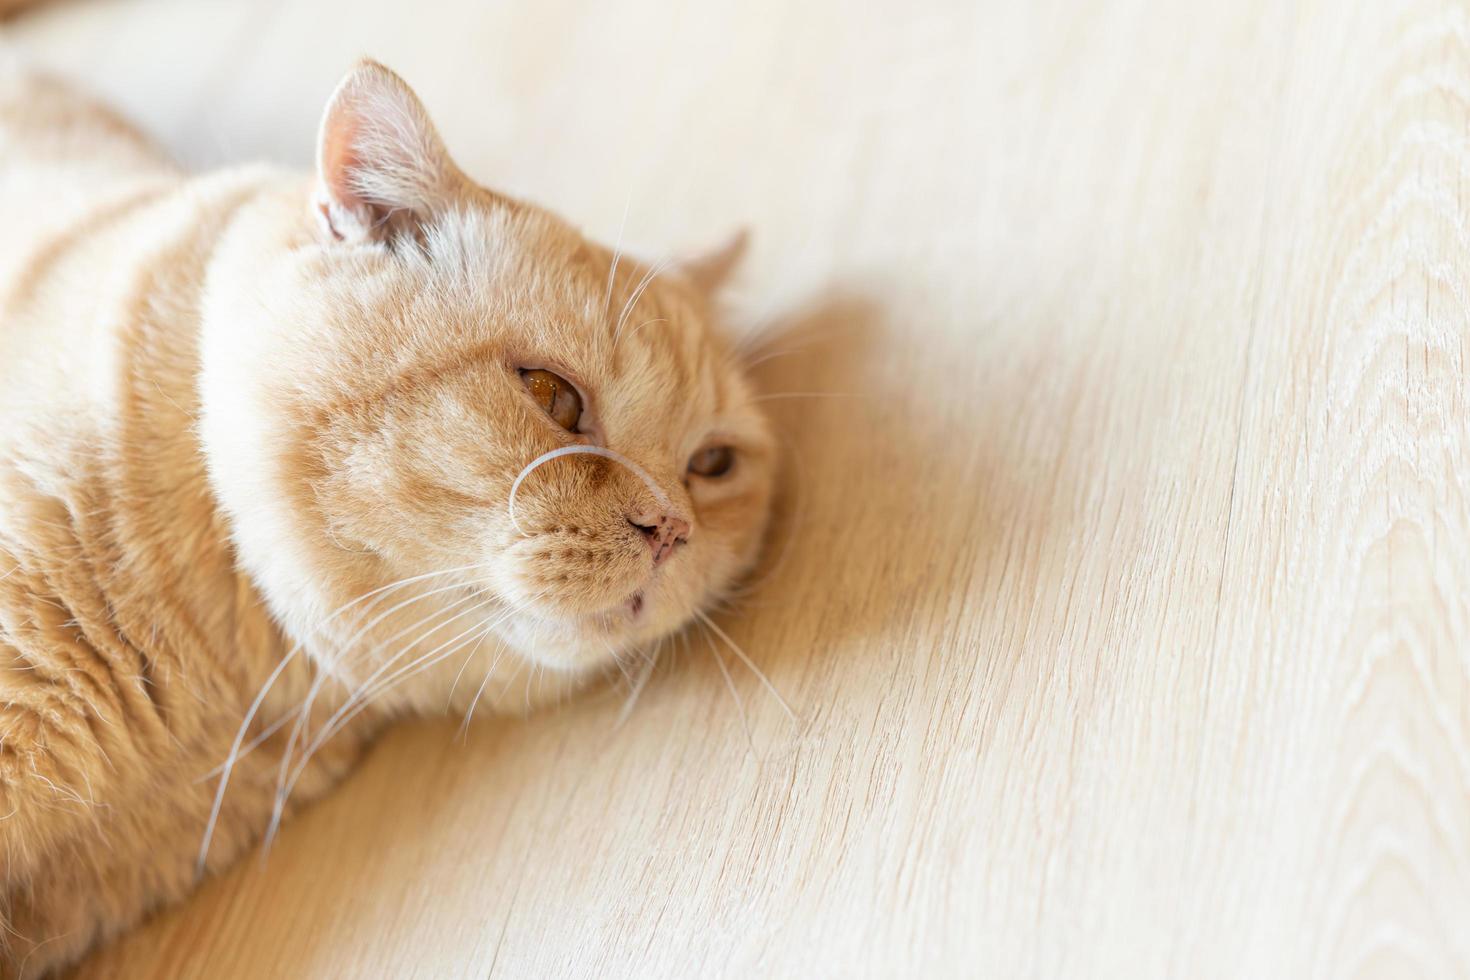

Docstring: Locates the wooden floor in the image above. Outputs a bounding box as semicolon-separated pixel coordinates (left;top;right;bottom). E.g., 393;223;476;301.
9;0;1470;976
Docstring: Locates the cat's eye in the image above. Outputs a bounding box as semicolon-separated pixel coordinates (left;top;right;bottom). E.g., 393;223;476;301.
520;368;582;431
688;446;735;478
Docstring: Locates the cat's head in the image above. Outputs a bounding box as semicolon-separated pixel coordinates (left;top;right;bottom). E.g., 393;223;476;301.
201;61;775;712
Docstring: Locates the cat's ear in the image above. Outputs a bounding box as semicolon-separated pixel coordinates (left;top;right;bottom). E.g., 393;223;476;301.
313;60;461;244
680;228;749;295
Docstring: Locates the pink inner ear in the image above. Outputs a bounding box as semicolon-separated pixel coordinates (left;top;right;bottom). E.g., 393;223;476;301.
314;99;399;242
320;111;365;209
315;112;376;243
311;61;461;243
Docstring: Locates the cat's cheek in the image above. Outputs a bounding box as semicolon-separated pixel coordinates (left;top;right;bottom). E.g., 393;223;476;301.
684;504;763;583
637;555;716;635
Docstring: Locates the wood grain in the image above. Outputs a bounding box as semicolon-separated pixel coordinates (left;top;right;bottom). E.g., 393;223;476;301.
7;0;1470;976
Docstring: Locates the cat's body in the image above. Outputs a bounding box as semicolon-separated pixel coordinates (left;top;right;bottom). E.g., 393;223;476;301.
0;70;373;974
0;61;773;977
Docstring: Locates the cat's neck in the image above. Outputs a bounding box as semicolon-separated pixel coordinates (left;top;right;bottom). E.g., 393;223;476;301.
122;167;325;720
195;175;358;683
195;174;448;719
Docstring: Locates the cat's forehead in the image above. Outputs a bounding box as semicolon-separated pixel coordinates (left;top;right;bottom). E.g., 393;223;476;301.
424;203;594;294
426;203;724;367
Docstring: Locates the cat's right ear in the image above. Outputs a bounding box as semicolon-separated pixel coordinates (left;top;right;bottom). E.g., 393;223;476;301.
679;228;749;295
313;60;461;244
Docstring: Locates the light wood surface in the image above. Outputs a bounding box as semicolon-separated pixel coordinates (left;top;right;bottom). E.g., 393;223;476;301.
8;1;1470;976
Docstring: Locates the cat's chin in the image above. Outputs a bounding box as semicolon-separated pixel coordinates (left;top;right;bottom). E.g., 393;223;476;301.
489;590;678;675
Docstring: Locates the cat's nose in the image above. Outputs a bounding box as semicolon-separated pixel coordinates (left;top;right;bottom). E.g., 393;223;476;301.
627;510;692;566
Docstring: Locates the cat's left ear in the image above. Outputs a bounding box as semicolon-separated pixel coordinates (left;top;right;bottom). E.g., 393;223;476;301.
679;229;749;295
313;60;462;244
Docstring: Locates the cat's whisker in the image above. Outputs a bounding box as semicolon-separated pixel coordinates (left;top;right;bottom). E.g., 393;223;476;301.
614;254;667;326
277;587;546;827
602;192;632;322
198;573;484;785
197;643;301;875
523;662;544;714
300;616;490;759
269;591;506;835
605;639;636;689
495;657;529;716
698;618;754;755
266;580;488;826
317;575;488;677
264;602;476;840
615;637;662;729
612;255;672;347
208;567;489;865
194;708;295;782
459;639;511;741
693;609;797;724
741;346;805;370
302;562;494;644
207;555;488;787
456;588;549;740
622;316;667;342
324;592;508;734
446;628;492;709
265;619;492;854
296;573;491;702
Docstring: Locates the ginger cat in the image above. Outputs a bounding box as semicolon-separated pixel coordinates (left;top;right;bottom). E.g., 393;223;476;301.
0;59;773;976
